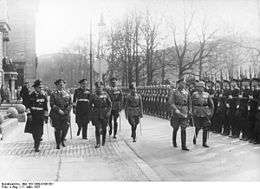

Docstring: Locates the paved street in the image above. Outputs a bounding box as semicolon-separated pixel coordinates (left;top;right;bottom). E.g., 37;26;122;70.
121;114;260;181
0;113;260;181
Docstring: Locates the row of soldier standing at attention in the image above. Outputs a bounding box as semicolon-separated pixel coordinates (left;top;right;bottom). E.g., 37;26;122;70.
25;77;143;152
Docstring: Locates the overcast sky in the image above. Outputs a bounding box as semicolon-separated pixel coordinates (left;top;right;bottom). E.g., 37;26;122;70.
36;0;260;55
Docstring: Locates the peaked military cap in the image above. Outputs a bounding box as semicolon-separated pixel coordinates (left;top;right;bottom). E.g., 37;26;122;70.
32;79;42;87
78;79;87;84
54;79;66;85
110;77;118;82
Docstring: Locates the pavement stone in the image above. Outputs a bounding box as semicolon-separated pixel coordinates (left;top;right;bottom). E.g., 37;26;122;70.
0;114;158;181
119;114;260;181
1;112;260;181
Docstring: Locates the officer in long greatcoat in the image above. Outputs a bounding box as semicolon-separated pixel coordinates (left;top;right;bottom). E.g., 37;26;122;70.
106;77;123;139
27;80;48;152
192;81;214;148
169;78;190;151
90;81;112;148
50;79;72;149
73;79;91;139
125;82;143;142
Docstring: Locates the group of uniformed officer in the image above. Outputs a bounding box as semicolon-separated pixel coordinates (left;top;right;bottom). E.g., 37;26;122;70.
168;79;214;151
25;77;143;152
24;75;260;152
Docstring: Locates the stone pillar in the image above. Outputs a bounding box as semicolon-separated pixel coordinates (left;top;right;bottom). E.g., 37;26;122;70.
10;77;15;100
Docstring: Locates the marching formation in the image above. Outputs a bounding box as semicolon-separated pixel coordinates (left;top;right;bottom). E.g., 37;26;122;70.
23;76;260;153
24;77;143;152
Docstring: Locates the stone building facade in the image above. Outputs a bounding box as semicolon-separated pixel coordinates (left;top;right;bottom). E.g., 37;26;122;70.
6;0;39;86
0;0;11;87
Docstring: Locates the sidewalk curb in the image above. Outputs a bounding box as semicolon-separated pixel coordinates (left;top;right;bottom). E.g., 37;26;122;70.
122;140;162;181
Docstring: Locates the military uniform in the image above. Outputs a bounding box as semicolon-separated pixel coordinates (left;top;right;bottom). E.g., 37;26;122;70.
248;78;260;143
50;79;72;149
211;81;222;133
26;80;48;152
73;83;91;139
222;80;231;136
192;81;214;147
169;80;190;151
254;87;260;144
90;82;112;148
125;83;143;142
229;80;240;138
106;83;123;138
236;78;251;140
205;80;215;132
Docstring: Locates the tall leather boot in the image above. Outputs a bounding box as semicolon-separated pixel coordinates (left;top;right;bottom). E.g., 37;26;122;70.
109;115;113;136
34;140;40;152
82;124;88;139
203;130;209;147
193;128;199;144
102;126;107;146
77;125;81;136
55;130;61;149
132;125;137;142
61;128;68;147
113;122;118;139
95;126;101;148
181;129;189;151
172;128;178;147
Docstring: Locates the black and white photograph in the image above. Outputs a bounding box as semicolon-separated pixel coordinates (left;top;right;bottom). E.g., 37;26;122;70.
0;0;260;185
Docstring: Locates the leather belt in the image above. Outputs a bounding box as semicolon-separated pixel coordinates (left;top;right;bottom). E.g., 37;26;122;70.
78;99;89;102
31;107;44;110
194;104;208;107
176;104;187;106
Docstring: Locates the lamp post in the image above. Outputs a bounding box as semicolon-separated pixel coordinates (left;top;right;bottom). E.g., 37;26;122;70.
89;19;93;92
97;13;106;81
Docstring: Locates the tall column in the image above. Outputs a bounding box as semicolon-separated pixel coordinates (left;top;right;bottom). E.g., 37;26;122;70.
10;77;15;100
